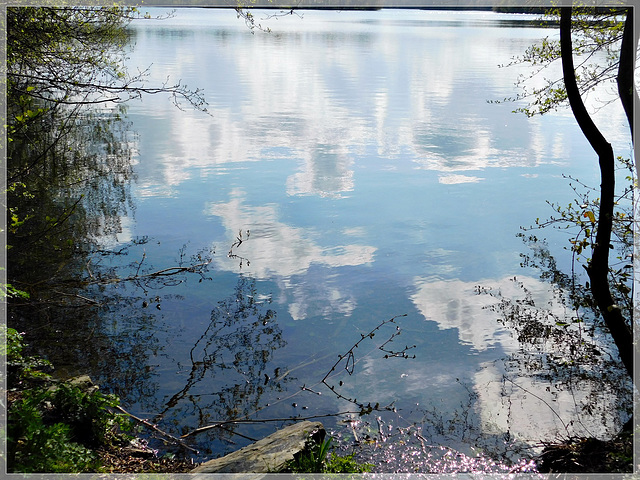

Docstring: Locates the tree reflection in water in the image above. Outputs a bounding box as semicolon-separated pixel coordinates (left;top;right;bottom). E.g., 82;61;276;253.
5;16;290;456
152;275;289;453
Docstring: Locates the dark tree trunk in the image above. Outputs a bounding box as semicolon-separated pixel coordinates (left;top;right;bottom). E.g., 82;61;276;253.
616;7;637;146
560;7;633;380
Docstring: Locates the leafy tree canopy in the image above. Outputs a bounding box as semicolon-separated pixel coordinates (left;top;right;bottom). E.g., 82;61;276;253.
498;7;634;120
6;6;208;111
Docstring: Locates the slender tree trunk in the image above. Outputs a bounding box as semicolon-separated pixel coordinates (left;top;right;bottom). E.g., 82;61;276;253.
560;7;633;380
616;7;637;147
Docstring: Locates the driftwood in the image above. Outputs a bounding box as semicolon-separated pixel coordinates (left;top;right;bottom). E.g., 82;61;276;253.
190;420;325;474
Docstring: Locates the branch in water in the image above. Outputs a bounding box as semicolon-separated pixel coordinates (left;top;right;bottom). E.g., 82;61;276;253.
321;314;415;414
114;405;199;453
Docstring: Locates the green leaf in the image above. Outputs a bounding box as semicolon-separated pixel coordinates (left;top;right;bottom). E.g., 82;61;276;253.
583;210;596;223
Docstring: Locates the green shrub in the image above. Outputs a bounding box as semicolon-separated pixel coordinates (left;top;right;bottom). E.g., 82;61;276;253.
46;383;132;446
284;436;373;473
325;451;373;473
6;329;132;473
5;327;53;386
9;389;100;472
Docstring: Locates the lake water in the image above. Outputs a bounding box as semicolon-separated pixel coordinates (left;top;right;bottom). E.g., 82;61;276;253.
84;8;631;472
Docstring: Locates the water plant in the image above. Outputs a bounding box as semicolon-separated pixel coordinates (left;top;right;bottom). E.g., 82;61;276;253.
283;436;373;473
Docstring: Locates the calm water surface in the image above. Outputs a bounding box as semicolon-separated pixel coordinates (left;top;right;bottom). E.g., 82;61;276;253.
88;8;631;471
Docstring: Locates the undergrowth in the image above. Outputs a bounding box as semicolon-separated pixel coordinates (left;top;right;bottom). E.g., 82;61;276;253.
5;327;133;473
283;436;374;473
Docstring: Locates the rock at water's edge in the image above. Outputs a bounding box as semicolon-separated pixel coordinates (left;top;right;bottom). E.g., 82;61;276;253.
190;420;325;474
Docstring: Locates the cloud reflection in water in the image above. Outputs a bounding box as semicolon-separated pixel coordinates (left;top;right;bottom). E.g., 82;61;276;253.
205;189;376;320
411;274;622;444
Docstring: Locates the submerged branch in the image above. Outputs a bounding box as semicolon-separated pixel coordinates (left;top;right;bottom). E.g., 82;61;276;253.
114;405;199;453
321;314;414;414
180;410;366;439
88;261;213;286
502;376;570;435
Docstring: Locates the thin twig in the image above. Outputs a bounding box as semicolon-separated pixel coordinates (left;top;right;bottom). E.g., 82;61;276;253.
89;262;211;285
215;424;258;442
114;405;199;453
181;410;365;438
51;289;101;305
502;376;570;434
321;314;410;411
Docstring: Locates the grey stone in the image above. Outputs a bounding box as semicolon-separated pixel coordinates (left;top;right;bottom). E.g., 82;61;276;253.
68;374;99;394
190;420;325;474
47;374;99;395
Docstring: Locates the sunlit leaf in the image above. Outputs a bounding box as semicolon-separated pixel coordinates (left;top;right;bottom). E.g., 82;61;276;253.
583;210;596;223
